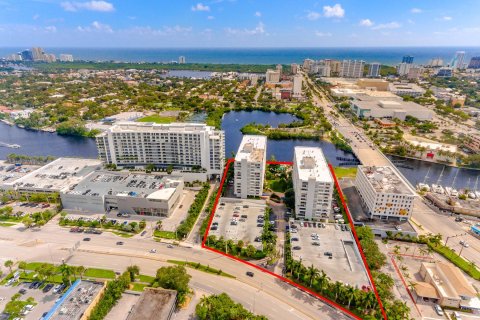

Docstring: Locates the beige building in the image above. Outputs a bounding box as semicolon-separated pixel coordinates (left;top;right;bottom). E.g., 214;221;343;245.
465;133;480;153
415;262;478;310
265;69;281;83
356;79;389;91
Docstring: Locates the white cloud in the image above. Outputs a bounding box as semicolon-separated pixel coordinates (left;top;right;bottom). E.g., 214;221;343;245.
61;1;114;12
191;3;210;12
411;8;422;14
45;26;57;32
207;15;215;20
255;11;261;17
77;21;113;33
315;31;332;37
225;22;266;36
407;19;415;25
442;16;452;21
306;11;321;21
371;21;401;30
323;4;344;18
33;14;40;20
359;19;373;27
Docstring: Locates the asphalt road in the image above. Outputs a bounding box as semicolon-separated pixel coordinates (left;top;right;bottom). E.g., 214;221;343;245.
0;220;353;320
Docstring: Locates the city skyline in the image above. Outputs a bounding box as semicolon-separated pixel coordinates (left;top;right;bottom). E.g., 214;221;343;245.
0;0;480;47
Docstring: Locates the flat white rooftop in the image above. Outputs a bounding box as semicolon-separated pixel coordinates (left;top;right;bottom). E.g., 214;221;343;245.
6;158;102;192
359;165;414;195
235;135;267;163
99;122;218;135
294;147;332;183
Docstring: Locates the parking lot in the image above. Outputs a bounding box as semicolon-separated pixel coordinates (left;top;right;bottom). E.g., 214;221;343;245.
0;281;61;319
159;190;196;232
2;201;54;216
290;221;370;288
208;198;267;250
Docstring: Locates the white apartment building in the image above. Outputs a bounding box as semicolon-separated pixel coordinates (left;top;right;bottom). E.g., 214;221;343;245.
96;122;225;178
293;147;334;220
397;62;413;76
59;54;74;62
368;63;381;77
293;74;303;97
339;60;365;78
355;166;415;221
265;69;281;83
234;135;267;199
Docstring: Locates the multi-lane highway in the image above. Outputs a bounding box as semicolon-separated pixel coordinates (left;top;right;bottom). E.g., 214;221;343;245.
0;219;352;320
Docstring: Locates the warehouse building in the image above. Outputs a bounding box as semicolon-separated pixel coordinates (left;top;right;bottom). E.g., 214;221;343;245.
234;135;267;199
61;171;183;217
350;96;433;121
96;122;225;178
292;147;333;220
355;166;415;221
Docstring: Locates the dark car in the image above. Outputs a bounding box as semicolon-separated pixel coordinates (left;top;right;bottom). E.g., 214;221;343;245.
116;241;124;245
246;271;254;277
455;217;463;222
83;237;91;241
324;252;333;257
257;223;264;227
291;238;299;241
140;230;147;236
293;246;302;250
43;284;54;293
29;282;37;289
19;288;27;294
254;237;262;242
210;226;218;231
34;281;43;289
117;213;123;217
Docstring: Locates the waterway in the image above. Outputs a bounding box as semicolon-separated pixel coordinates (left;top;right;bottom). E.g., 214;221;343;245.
1;113;479;189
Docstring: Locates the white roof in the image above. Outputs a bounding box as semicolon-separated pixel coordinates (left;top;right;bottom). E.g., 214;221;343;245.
294;147;332;183
103;122;218;134
235;135;267;163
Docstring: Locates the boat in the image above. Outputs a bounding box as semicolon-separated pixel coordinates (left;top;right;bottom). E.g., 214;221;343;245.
0;142;21;148
445;187;453;196
468;192;476;199
475;191;480;199
450;188;459;197
431;184;445;194
417;183;431;192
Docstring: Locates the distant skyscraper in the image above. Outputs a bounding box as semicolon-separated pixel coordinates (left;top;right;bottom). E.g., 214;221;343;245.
368;63;381;77
276;64;283;74
402;55;414;64
303;59;314;73
20;50;33;61
339;60;365;78
290;63;298;74
428;58;443;67
31;47;45;61
451;51;466;70
178;56;186;64
293;74;303;97
467;56;480;69
265;69;281;83
397;62;412;76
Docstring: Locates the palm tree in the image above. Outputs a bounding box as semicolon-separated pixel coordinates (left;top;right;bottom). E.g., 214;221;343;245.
393;245;401;255
127;265;140;282
4;260;13;274
345;285;357;309
59;263;73;285
18;261;27;274
316;270;330;294
307;264;320;287
76;266;86;279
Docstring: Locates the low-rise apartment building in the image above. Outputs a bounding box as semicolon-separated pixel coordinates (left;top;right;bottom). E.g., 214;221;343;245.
292;147;333;220
234;135;267;199
355;166;415;221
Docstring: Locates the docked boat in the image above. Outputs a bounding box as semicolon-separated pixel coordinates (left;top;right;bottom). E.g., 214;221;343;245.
468;192;476;199
417;183;431;192
431;184;445;194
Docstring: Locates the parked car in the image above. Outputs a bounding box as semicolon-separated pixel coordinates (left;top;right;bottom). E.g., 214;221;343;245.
83;237;91;241
292;246;302;250
324;252;333;257
434;304;444;316
167;244;174;248
291;238;299;241
42;284;54;293
149;249;157;253
246;271;254;277
18;289;27;295
116;241;124;245
453;311;462;320
140;231;147;236
312;242;320;246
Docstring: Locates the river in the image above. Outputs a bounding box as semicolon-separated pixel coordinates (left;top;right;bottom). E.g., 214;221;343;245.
1;112;478;189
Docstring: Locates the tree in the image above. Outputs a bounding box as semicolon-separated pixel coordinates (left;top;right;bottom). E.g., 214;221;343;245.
284;188;295;209
306;264;320;287
59;263;73;285
22;216;33;228
18;261;27;274
195;293;268;320
4;260;14;273
127;265;140;282
153;265;191;306
76;266;86;279
246;244;257;258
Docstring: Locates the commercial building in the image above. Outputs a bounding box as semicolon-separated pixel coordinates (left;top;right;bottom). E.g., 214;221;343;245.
43;280;105;320
436;67;453;77
468;56;480;69
127;288;177;320
428;58;443;67
350;97;433;121
292;147;333;220
407;67;423;80
96;122;225;178
59;54;74;62
291;63;298;74
339;60;365;78
303;59;314;73
389;82;426;97
465;133;480;153
357;79;389;91
31;47;45;61
451;51;466;70
415;262;478;310
355;166;415;220
178;56;186;64
234;135;267;199
61;171;183;217
3;158;102;193
397;62;412;76
265;69;281;83
293;74;303;97
402;55;414;64
431;87;466;106
367;63;381;77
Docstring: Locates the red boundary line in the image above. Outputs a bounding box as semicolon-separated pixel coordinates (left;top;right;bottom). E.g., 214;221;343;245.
200;160;387;320
329;163;388;320
389;255;422;317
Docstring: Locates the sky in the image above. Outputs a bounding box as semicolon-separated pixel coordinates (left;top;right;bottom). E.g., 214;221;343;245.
0;0;479;47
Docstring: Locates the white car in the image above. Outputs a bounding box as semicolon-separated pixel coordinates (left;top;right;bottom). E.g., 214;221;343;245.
434;304;444;316
460;240;469;248
453;311;462;320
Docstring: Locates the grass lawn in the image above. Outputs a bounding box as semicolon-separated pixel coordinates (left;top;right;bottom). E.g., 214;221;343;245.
0;217;22;223
0;222;16;226
154;230;177;239
83;268;116;279
167;260;235;278
333;167;358;179
131;283;148;292
137;114;176;124
137;274;155;284
431;244;480;280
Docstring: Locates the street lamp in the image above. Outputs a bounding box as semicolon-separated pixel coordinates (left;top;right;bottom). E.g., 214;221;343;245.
445;232;467;246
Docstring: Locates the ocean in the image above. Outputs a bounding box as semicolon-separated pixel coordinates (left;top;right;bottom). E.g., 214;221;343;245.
1;47;480;66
